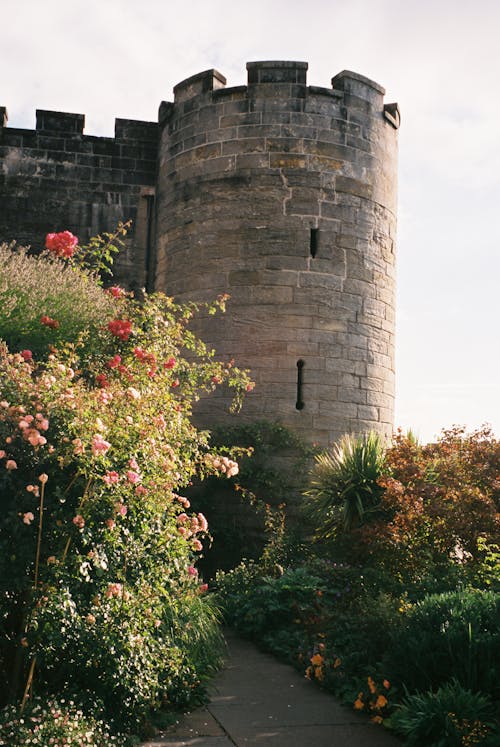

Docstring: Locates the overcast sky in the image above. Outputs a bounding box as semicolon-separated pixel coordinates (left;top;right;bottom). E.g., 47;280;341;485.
2;0;499;442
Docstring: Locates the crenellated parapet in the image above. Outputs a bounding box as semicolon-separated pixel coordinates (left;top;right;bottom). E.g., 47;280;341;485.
0;108;158;289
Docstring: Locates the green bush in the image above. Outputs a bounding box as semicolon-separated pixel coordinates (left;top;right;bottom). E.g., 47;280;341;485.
305;432;386;537
0;695;125;747
0;242;116;360
0;237;253;735
385;590;500;702
391;679;498;746
191;420;314;577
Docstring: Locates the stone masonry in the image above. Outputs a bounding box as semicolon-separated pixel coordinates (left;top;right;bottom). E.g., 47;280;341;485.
156;62;399;445
0;107;158;290
0;61;400;447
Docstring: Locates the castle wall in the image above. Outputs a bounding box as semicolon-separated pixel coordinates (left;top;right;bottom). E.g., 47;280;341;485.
155;62;399;446
0;108;158;290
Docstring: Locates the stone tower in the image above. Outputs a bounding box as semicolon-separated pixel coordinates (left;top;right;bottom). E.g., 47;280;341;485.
155;61;399;446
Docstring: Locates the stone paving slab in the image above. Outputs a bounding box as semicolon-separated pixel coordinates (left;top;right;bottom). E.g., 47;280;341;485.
141;631;402;746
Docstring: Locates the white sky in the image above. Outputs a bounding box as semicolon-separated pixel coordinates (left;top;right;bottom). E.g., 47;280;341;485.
2;0;499;442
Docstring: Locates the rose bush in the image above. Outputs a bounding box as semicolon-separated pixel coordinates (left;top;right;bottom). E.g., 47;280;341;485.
0;231;253;741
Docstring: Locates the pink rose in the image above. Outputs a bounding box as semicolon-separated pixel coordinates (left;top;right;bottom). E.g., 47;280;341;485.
92;434;111;456
6;459;17;470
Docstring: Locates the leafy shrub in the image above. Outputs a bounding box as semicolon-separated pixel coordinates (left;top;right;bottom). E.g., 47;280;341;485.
364;427;500;590
391;680;498;746
191;420;314;576
0;696;125;747
0;237;253;734
0;242;117;360
385;590;500;701
305;432;386;537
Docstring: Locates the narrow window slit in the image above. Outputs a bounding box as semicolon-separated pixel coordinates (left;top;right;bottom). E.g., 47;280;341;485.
310;228;318;258
296;359;305;410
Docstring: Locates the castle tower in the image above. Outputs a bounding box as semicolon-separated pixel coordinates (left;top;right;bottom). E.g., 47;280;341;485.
155;61;399;446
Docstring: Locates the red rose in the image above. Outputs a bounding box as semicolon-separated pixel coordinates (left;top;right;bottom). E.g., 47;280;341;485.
45;231;78;258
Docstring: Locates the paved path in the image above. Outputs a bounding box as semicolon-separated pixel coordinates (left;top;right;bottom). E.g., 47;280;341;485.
142;631;401;746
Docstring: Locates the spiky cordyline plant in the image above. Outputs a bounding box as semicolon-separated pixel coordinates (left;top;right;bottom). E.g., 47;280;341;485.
306;432;387;537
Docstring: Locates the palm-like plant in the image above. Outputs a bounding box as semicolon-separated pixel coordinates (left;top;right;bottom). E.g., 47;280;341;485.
306;432;387;538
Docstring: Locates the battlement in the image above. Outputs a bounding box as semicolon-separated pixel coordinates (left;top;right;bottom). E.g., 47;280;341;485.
163;61;397;120
0;106;158;142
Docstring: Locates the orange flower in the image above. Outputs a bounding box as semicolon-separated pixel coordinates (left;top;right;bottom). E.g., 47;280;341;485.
333;657;341;668
375;694;388;709
371;715;383;724
304;666;313;679
383;679;390;690
354;697;364;710
310;653;324;666
367;676;377;694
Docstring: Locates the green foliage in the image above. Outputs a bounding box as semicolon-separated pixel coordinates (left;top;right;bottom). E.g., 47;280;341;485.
0;696;126;747
305;432;386;536
191;420;314;577
72;222;129;279
0;242;116;360
217;426;500;740
0;238;253;737
391;680;498;746
385;590;500;701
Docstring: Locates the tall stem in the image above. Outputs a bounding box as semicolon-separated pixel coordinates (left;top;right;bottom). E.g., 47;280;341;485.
33;481;45;590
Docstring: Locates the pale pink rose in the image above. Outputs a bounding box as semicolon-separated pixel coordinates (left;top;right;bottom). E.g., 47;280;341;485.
126;470;140;484
106;519;116;530
72;438;85;455
187;565;198;576
192;538;203;552
199;583;208;593
92;434;111;456
126;387;141;401
0;450;6;459
72;514;85;529
6;459;17;470
135;485;148;496
23;512;35;525
115;502;127;517
38;473;48;484
105;582;123;598
47;556;56;564
128;457;139;470
103;471;119;485
197;513;208;532
86;614;96;624
177;513;188;523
